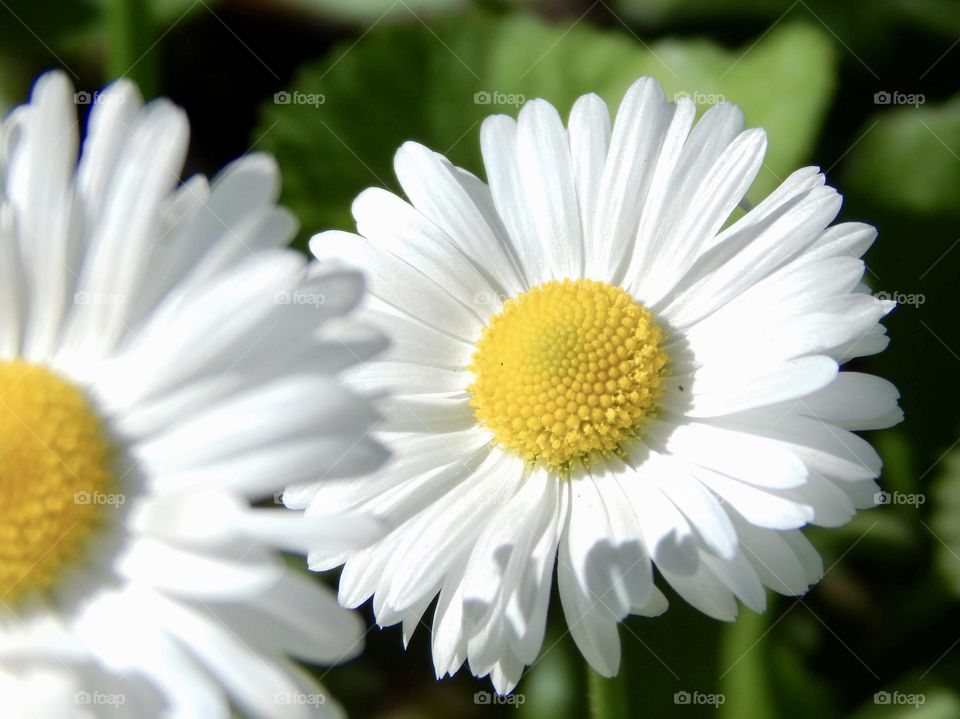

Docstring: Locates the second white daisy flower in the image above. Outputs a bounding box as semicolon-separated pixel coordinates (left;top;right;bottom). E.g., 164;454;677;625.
0;72;386;719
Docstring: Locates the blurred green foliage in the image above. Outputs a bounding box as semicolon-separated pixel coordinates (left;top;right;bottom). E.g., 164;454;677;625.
256;13;837;243
843;94;960;218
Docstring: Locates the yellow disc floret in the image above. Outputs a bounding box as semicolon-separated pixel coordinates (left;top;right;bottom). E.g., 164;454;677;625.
0;360;117;605
468;279;668;472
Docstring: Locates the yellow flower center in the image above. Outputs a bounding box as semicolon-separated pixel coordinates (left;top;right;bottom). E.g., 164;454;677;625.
468;279;668;472
0;360;118;606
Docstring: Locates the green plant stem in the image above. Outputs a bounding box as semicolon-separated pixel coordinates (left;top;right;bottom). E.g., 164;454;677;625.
105;0;157;96
588;664;628;719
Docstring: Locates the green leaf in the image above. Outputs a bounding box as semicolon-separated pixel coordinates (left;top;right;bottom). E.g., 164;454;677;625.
256;12;838;247
930;443;960;597
612;0;960;46
842;93;960;218
848;680;960;719
147;0;214;25
0;0;100;50
282;0;463;24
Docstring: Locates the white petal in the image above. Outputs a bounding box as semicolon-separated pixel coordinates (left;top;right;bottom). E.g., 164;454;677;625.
144;593;318;719
432;559;470;678
774;471;856;527
701;547;766;613
661;181;839;329
0;206;24;357
710;410;882;481
352;187;505;311
557;517;621;677
666;356;838;418
733;517;819;595
567;93;610;254
462;469;556;619
72;589;229;719
211;571;365;666
689;465;813;530
637;128;768;307
394;141;525;292
646;420;808;489
116;538;282;599
377;394;476;433
587;78;675;280
481;115;541;287
311;230;482;341
798;372;903;430
75;79;143;220
643;450;739;559
135;375;378;473
564;469;655;617
615;455;700;575
658;562;738;621
343;359;469;395
381;450;523;613
64;99;189;360
515;99;582;278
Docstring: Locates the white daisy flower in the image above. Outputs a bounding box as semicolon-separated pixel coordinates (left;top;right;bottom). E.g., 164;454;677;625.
301;77;904;694
0;72;387;718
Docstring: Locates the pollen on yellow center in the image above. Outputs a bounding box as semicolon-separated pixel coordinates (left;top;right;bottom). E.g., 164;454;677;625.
468;279;669;472
0;360;117;605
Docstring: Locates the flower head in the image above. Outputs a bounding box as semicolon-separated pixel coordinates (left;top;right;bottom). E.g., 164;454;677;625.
301;77;902;694
0;72;386;718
